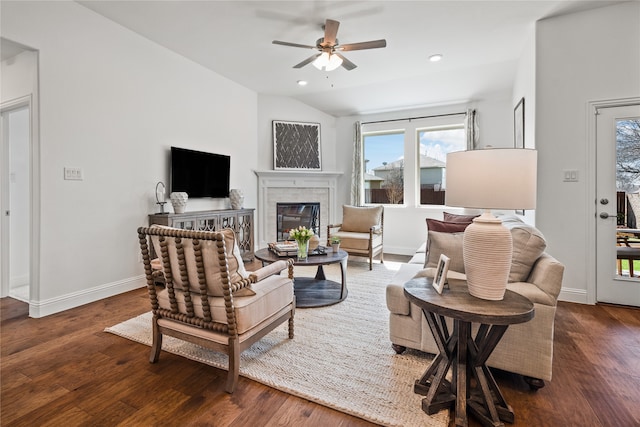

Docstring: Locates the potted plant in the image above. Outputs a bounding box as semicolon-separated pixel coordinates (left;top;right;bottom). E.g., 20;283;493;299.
330;236;341;252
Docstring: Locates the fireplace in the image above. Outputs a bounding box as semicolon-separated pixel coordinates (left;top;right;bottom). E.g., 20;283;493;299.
277;203;320;241
255;170;342;248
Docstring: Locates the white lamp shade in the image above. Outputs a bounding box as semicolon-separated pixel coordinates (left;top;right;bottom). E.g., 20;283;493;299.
445;148;537;210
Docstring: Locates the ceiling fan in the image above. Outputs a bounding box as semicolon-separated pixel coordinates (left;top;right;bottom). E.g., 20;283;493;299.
272;19;386;71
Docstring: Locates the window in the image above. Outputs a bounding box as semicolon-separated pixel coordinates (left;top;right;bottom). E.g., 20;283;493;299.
418;125;466;205
363;131;405;204
362;114;468;206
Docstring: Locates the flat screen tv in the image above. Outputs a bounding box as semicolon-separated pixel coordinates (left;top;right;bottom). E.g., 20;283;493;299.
170;146;230;198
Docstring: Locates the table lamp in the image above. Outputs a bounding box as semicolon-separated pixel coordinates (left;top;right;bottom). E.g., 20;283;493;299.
445;148;537;300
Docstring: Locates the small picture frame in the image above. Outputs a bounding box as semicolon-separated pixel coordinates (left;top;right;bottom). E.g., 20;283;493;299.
433;254;450;294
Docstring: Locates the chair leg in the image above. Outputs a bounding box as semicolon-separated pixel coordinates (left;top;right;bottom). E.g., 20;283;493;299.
288;309;295;339
225;338;240;394
149;316;162;363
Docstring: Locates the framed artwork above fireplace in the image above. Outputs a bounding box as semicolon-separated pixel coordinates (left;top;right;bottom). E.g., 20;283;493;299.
273;120;321;170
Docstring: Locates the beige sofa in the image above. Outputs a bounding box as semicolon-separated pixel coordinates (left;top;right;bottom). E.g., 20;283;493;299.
386;215;564;389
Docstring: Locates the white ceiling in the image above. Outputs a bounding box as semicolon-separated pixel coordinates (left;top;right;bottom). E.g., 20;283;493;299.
13;1;627;116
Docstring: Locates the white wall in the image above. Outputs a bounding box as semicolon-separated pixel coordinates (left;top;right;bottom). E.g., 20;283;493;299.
535;2;640;303
335;93;514;255
1;1;259;316
512;32;537;226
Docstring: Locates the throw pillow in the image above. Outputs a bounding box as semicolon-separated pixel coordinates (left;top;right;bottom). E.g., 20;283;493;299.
425;231;465;273
500;216;547;282
443;212;480;223
426;218;470;233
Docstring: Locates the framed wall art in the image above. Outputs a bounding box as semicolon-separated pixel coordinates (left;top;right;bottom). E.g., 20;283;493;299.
514;97;525;215
273;120;321;170
514;97;525;149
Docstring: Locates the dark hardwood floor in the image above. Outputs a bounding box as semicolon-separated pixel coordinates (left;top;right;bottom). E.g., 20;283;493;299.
2;255;639;426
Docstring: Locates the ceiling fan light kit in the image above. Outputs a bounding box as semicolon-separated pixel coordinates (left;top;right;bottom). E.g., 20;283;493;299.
273;18;386;72
313;52;343;71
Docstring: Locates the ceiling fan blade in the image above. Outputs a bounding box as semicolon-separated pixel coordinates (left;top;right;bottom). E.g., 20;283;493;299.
273;40;317;50
335;53;357;71
323;19;340;46
293;53;321;69
338;39;387;51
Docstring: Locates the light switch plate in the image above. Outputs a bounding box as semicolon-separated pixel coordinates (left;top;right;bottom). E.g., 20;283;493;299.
563;169;578;182
64;167;83;180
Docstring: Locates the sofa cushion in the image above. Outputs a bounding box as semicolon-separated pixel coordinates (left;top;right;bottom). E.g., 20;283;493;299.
426;218;470;233
157;273;293;335
425;231;465;273
500;216;547;282
386;263;424;315
506;281;556;306
332;230;382;251
341;205;383;233
443;212;480;223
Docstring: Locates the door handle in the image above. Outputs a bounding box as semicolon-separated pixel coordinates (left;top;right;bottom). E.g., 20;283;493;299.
599;212;617;219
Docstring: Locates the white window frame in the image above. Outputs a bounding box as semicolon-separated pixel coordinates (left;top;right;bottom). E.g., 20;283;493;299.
362;114;466;208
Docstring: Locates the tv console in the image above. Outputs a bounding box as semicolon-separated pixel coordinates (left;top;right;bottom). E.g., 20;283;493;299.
149;208;254;262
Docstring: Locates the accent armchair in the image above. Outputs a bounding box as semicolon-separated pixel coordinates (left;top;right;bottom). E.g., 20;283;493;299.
138;226;295;393
327;205;384;270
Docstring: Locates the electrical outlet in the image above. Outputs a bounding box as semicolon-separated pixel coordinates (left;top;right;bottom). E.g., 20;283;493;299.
64;167;83;181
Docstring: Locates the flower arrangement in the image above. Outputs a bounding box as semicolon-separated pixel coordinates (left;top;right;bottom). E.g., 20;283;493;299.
330;236;341;244
288;226;314;243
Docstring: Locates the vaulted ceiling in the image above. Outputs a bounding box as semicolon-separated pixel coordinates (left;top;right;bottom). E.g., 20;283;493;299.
11;1;626;116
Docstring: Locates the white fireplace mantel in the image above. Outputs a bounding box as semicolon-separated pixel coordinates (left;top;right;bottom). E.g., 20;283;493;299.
254;170;343;248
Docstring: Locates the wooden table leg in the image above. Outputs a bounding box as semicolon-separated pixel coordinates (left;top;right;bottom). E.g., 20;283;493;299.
468;324;513;426
455;320;469;427
415;311;457;415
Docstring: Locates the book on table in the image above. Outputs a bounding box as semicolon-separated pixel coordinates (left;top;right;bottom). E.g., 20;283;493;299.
268;242;327;257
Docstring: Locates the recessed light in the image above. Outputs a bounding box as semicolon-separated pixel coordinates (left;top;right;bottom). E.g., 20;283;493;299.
297;80;308;86
429;54;443;62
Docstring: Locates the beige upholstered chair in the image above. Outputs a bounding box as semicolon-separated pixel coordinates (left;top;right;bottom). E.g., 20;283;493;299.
138;226;295;393
327;205;384;270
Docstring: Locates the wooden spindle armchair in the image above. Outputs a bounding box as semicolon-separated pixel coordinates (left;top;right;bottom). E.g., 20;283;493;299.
138;226;295;393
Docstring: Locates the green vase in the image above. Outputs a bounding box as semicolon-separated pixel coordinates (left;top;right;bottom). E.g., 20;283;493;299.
297;240;309;260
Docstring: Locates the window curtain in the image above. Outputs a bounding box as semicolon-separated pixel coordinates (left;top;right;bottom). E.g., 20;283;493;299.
465;108;479;150
350;121;364;206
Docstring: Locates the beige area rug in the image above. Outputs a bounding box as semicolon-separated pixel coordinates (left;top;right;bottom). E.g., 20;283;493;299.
105;261;449;427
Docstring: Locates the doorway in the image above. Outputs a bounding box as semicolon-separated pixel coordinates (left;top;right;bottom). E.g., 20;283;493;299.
595;103;640;307
0;101;31;302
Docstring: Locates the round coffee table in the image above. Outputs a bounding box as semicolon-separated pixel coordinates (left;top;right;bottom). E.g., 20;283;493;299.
254;248;348;308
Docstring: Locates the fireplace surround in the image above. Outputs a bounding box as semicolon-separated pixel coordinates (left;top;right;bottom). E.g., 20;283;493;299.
255;170;342;248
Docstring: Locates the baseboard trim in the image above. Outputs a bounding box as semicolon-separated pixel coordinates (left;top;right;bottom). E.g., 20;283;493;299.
558;287;589;304
28;275;146;318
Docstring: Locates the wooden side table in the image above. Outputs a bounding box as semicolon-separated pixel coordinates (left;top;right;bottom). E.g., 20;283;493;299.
403;277;534;427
